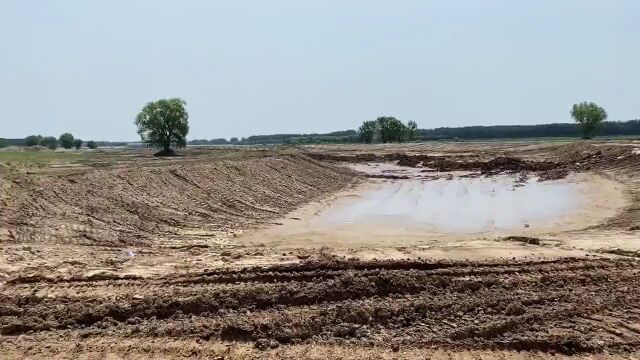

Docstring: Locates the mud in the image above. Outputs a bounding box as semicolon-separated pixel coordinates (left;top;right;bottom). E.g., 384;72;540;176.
2;257;640;357
306;153;560;174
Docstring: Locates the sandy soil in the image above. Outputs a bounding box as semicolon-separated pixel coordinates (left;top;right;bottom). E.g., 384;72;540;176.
2;140;640;358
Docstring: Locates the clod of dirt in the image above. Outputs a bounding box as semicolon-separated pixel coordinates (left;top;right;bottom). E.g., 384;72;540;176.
396;154;423;167
153;148;177;157
505;303;527;316
254;338;279;350
538;168;570;181
502;236;541;245
254;339;270;351
365;174;410;180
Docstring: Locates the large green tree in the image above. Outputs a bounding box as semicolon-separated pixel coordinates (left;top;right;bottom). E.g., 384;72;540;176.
135;98;189;156
376;116;407;143
357;117;418;143
59;133;75;149
24;135;43;146
571;102;607;139
358;120;378;143
41;136;58;150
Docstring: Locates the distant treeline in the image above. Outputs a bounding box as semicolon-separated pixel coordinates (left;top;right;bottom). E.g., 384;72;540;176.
3;119;639;148
186;120;640;145
0;138;128;148
187;130;359;145
418;120;640;140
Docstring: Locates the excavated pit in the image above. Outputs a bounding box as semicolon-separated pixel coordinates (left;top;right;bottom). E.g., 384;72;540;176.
238;162;628;249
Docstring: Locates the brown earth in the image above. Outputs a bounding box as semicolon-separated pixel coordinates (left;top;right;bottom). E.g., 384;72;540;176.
2;140;640;358
1;155;355;247
2;257;640;358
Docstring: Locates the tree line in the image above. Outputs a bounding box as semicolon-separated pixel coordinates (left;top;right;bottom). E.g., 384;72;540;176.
20;134;98;150
2;100;632;152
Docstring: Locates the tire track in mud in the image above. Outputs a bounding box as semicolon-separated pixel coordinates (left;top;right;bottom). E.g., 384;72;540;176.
2;257;640;354
4;256;615;285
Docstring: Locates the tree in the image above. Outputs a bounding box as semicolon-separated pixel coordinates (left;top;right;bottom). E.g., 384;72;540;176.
41;136;58;150
87;140;97;149
0;138;6;148
25;135;43;146
59;133;75;149
376;116;407;143
135;98;189;156
571;102;607;139
358;120;378;143
230;137;239;144
73;139;83;149
406;120;418;141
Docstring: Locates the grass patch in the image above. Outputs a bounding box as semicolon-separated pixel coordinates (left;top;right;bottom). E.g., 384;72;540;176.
0;151;84;165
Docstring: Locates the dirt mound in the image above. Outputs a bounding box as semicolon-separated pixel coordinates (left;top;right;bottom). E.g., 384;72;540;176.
309;153;560;174
1;155;355;246
2;257;639;355
551;142;603;163
538;168;570;181
153;148;177;156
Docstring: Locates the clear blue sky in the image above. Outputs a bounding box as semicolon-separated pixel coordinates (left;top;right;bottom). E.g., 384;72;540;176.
2;0;638;140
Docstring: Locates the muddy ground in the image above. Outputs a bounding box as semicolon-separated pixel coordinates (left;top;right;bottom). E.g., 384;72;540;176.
1;140;640;358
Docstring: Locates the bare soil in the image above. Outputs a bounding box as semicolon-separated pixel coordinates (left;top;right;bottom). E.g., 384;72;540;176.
2;140;640;358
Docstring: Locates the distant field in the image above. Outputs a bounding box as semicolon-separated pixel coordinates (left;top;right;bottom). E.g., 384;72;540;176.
0;150;83;165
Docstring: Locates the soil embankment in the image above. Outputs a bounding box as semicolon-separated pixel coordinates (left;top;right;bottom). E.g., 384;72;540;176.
0;155;355;247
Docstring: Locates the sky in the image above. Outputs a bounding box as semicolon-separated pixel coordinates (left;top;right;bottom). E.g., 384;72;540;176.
1;0;639;141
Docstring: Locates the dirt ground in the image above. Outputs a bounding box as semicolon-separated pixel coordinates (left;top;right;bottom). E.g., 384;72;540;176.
2;140;640;358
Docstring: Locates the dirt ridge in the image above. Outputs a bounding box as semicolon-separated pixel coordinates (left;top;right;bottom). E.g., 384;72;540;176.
1;155;355;246
2;257;640;355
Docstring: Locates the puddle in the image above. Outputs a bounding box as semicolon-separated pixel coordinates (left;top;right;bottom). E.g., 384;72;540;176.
314;176;581;233
240;172;628;249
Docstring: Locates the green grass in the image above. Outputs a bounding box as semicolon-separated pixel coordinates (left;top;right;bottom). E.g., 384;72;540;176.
0;151;84;165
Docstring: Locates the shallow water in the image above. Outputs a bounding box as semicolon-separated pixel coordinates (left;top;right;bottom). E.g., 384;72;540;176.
314;176;583;233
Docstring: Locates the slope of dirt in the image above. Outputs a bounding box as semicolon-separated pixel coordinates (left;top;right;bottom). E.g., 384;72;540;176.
305;153;560;173
0;155;355;247
2;257;640;358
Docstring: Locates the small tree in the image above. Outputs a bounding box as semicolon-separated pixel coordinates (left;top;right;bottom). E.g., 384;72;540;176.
571;102;607;139
73;139;83;149
358;120;378;143
41;136;58;150
406;120;418;141
87;140;97;149
135;98;189;156
25;135;43;146
59;133;75;149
